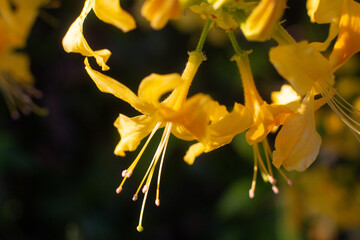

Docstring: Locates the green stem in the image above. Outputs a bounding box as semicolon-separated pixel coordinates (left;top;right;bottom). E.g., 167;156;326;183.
196;18;212;53
227;31;242;56
272;23;296;45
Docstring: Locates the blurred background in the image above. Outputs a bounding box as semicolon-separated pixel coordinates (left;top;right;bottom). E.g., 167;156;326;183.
0;0;359;239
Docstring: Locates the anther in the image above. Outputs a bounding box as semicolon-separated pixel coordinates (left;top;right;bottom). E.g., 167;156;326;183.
272;185;279;194
155;199;160;206
126;170;133;178
132;194;138;201
287;179;293;186
249;189;255;199
268;176;277;185
122;170;127;177
142;185;149;194
116;187;122;194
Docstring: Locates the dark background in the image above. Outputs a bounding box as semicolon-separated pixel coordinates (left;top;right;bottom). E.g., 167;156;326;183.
0;0;359;239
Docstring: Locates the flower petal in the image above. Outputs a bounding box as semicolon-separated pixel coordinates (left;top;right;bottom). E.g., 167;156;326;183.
329;0;360;70
141;0;182;30
269;41;334;96
85;58;151;114
241;0;287;41
306;0;342;24
184;142;205;165
114;114;158;156
93;0;136;32
138;73;183;107
273;92;322;172
62;0;111;71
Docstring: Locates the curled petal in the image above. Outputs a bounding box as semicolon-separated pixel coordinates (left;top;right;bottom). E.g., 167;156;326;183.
138;73;183;107
62;1;111;70
329;0;360;70
306;0;342;24
93;0;136;32
271;84;301;110
184;143;205;165
114;114;158;156
269;41;334;96
141;0;182;30
273;92;322;172
241;0;287;41
84;58;150;114
310;22;339;52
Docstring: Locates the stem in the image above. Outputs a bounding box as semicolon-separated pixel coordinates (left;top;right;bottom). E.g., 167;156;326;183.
227;31;242;56
272;23;296;45
196;18;212;53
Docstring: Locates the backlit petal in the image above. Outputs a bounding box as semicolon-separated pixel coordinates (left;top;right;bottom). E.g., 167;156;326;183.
114;114;158;156
269;41;334;96
141;0;182;30
84;58;150;114
329;0;360;70
93;0;136;32
306;0;341;24
273;92;322;172
62;0;111;70
138;73;183;107
241;0;287;41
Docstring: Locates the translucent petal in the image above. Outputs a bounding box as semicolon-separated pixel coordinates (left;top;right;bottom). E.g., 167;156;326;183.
306;0;342;24
329;0;360;70
273;92;322;172
241;0;287;41
114;114;158;156
93;0;136;32
269;41;334;96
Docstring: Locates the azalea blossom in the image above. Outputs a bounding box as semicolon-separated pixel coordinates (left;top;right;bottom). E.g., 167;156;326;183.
85;50;225;231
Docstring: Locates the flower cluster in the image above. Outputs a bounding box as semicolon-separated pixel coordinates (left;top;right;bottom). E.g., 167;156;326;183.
0;0;48;118
63;0;360;231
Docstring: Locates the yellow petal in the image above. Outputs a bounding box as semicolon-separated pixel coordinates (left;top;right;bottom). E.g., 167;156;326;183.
84;58;150;114
273;92;322;172
246;103;293;145
329;0;360;70
271;84;301;110
306;0;342;24
184;143;205;165
62;0;111;71
269;41;334;96
241;0;287;41
114;114;158;156
310;22;339;52
93;0;136;32
141;0;182;30
137;73;183;107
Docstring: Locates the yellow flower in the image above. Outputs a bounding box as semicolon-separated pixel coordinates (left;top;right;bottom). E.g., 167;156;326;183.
85;51;220;231
240;0;287;41
184;101;252;165
270;41;360;148
62;0;136;70
306;0;342;24
233;52;294;198
273;91;322;171
0;0;47;118
329;0;360;70
141;0;182;30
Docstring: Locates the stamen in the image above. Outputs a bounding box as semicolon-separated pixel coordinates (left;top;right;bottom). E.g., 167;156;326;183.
116;186;122;194
126;170;133;178
137;188;149;233
142;185;149;194
272;185;279;194
278;168;293;186
122;170;127;177
268;176;277;185
155;199;160;206
249;146;258;199
132;194;138;201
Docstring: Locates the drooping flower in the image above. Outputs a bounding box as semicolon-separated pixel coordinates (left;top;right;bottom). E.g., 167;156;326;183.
85;50;225;231
270;40;360;168
62;0;136;70
232;50;295;198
